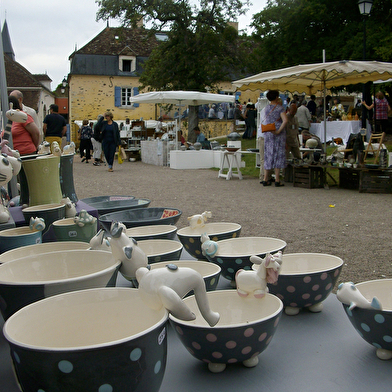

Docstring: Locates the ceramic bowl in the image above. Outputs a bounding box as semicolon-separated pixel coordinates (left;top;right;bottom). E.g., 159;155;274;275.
0;241;90;264
126;224;177;241
0;226;42;254
52;217;97;243
339;279;392;360
205;237;287;284
3;287;168;391
22;203;66;234
0;250;120;320
81;195;150;215
177;222;241;260
169;290;283;372
137;239;183;264
266;253;343;316
99;207;182;230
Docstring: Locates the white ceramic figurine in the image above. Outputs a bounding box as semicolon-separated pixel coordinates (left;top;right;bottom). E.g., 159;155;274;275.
187;211;212;229
337;282;382;310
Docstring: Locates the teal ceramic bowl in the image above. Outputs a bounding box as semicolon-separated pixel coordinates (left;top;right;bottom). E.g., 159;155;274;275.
0;226;42;254
22;203;66;234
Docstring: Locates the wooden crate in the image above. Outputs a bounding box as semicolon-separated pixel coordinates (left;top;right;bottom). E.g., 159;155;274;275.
338;168;360;190
293;165;325;188
359;169;392;193
284;164;294;183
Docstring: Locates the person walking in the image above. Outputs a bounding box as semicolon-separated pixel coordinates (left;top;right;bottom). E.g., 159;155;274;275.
78;119;93;163
92;115;104;166
43;104;67;151
100;112;120;172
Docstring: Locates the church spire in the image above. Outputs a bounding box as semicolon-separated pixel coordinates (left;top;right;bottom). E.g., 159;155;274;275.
1;20;15;61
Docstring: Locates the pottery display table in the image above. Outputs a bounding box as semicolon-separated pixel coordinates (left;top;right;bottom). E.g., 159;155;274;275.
218;151;243;180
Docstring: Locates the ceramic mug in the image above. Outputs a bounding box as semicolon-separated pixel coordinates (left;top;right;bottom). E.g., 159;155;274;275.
52;218;97;243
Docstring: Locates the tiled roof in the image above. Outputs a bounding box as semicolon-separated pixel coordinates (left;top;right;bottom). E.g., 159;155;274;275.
69;27;159;59
33;74;52;81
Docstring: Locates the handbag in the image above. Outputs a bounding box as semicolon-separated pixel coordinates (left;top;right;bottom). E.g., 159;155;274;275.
261;104;278;133
118;146;123;164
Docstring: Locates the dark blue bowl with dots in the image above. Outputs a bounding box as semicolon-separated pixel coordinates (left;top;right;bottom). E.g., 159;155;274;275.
3;288;168;392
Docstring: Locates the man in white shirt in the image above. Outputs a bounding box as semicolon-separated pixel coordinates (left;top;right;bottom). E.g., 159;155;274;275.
10;90;43;144
296;101;312;130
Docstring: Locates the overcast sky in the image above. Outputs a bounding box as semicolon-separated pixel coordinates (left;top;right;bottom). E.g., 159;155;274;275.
1;0;266;90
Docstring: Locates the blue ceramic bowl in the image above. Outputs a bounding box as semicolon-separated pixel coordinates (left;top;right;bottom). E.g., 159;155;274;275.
126;224;177;241
0;226;42;254
0;250;120;320
339;279;392;360
205;237;287;284
3;288;168;391
170;290;283;372
266;253;343;316
22;203;66;235
137;239;183;264
99;207;182;230
81;196;150;215
177;222;241;260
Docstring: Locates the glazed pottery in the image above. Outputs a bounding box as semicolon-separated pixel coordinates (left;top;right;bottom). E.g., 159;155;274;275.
99;207;182;230
0;226;42;254
137;239;183;264
22;155;62;206
52;217;97;243
177;222;241;260
22;203;66;234
60;153;78;203
266;253;343;315
170;290;283;372
126;225;177;241
204;237;287;284
3;288;168;391
337;279;392;360
0;249;120;320
81;195;151;215
81;195;135;205
0;241;90;264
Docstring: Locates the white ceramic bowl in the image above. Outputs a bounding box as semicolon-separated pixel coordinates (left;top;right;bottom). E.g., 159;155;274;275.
137;239;183;264
0;241;90;264
266;253;343;315
4;288;168;391
0;249;120;320
126;225;178;241
170;290;283;372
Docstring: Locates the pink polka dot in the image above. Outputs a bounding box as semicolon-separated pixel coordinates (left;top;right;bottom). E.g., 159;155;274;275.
274;317;280;327
334;269;340;277
286;286;296;293
192;342;201;350
252;352;260;357
212;351;223;359
290;302;298;307
266;336;273;345
302;293;310;300
206;333;217;342
325;283;332;290
312;284;320;291
320;272;328;280
258;332;267;342
228;358;238;363
304;303;312;307
186;347;195;355
303;276;311;283
315;294;322;301
226;341;237;349
176;326;183;335
202;358;210;363
244;328;254;337
242;346;252;355
277;294;284;300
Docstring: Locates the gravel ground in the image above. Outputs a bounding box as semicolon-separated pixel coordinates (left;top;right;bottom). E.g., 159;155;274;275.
73;155;392;288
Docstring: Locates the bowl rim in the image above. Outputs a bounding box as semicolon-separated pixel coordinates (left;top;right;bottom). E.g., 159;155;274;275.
99;207;182;221
0;226;41;236
0;250;120;286
22;203;66;212
177;222;242;237
150;259;221;278
169;290;283;328
81;195;136;204
126;224;177;237
3;287;169;351
137;239;183;257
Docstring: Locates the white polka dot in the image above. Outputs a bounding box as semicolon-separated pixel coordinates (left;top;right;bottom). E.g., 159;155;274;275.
13;351;20;364
154;360;162;374
361;323;370;332
130;348;142;361
98;384;113;392
383;335;392;343
58;360;73;373
235;259;243;265
375;314;385;323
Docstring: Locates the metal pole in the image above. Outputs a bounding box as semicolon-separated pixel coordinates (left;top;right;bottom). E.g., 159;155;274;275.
361;15;368;128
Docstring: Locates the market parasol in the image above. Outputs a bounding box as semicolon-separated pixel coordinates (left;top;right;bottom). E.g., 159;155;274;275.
233;60;392;150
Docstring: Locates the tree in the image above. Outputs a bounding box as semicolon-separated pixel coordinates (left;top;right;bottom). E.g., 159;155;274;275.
96;0;250;140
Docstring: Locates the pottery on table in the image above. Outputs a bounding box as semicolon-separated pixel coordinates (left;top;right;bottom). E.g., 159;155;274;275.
0;241;90;264
204;237;287;284
22;203;66;234
0;226;42;254
125;224;177;241
337;279;392;360
99;207;182;230
137;239;183;264
52;217;97;243
0;249;120;320
169;290;283;372
3;287;168;392
81;195;150;216
266;253;343;315
60;153;78;203
177;222;241;260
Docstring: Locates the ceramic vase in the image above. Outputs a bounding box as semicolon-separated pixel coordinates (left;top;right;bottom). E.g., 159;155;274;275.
60;154;78;203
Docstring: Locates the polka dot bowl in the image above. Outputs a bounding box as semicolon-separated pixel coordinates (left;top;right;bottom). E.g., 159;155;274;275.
126;224;178;241
339;279;392;360
177;222;241;260
0;250;121;320
3;287;168;392
266;253;343;316
137;239;183;264
205;237;287;284
169;289;283;372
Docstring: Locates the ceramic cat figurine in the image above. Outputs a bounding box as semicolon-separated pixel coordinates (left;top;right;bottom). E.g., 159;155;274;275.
187;211;212;229
6;102;27;123
337;282;382;310
62;142;75;155
61;197;77;218
200;233;218;258
38;141;51;155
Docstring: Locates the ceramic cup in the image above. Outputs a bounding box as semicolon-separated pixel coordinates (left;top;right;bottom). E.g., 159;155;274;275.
52;218;97;243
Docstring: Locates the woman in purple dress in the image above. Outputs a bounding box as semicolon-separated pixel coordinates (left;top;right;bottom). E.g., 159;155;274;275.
261;90;288;187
